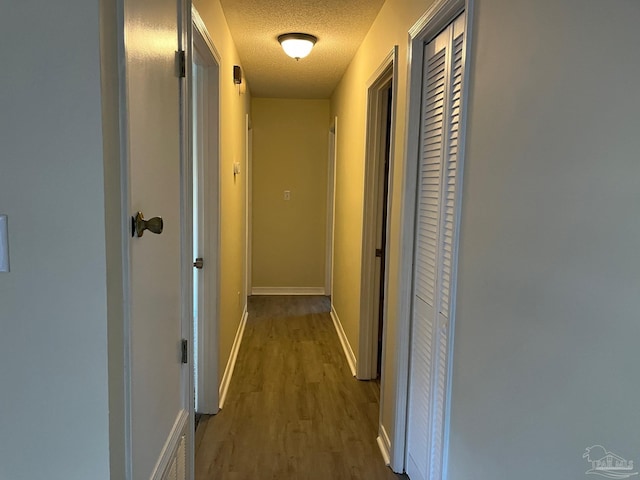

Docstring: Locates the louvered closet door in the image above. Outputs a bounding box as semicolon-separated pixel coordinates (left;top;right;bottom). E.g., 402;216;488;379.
406;12;465;480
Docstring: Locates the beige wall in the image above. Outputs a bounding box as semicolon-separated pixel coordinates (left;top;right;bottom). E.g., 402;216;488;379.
251;98;329;291
192;0;251;386
330;0;434;456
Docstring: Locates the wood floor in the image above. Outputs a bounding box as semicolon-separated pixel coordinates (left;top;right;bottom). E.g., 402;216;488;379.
195;295;407;480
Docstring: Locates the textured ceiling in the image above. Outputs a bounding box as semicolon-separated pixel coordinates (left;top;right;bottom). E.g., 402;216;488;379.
219;0;385;98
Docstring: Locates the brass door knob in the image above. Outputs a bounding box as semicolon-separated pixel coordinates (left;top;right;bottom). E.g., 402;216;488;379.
132;211;163;237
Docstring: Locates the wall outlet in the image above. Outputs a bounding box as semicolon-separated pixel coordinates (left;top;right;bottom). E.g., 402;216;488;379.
284;190;291;201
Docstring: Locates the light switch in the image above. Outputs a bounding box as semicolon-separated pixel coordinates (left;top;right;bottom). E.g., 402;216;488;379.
0;215;9;272
284;190;291;201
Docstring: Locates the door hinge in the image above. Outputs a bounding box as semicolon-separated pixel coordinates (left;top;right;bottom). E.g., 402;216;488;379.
181;338;188;364
375;248;383;258
176;50;186;78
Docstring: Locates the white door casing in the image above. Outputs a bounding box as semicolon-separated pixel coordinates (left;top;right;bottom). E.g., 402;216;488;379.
405;9;468;480
192;7;221;415
120;0;192;477
359;47;398;381
245;113;252;301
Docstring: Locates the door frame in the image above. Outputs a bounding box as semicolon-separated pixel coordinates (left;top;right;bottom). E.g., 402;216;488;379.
181;2;194;478
393;0;473;473
358;47;398;381
326;117;338;297
245;113;252;300
192;7;222;415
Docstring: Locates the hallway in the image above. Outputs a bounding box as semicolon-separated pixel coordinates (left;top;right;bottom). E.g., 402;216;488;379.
194;296;406;479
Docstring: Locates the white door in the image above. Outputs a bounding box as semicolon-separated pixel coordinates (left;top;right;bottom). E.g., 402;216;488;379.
406;12;466;480
123;0;191;478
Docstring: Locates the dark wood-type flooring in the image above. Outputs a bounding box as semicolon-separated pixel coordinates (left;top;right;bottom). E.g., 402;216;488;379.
195;295;407;480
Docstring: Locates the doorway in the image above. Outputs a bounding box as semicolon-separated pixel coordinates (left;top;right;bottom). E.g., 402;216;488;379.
359;47;398;382
192;9;221;415
357;47;398;466
374;85;392;379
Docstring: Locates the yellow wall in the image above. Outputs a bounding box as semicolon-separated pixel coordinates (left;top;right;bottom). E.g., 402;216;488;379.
330;0;434;455
251;98;329;291
192;0;250;386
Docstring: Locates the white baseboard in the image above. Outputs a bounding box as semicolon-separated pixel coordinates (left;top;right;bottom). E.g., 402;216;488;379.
330;304;356;376
219;305;248;409
251;286;326;296
377;424;392;467
150;409;188;480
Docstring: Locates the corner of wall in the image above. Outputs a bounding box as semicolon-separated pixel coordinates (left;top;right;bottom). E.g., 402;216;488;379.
100;0;127;474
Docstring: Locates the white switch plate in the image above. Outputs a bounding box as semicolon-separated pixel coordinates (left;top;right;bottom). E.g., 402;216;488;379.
0;215;9;272
284;190;291;201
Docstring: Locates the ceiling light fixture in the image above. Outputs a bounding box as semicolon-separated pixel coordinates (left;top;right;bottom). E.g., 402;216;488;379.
277;33;317;60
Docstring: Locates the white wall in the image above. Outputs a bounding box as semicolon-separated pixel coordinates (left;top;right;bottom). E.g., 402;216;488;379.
0;1;111;479
448;0;640;477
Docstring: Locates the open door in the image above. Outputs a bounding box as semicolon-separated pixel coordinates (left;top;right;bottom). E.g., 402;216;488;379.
359;47;397;381
121;0;192;478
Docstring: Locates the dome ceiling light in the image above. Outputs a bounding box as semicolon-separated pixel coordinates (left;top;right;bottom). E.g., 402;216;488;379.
277;33;317;60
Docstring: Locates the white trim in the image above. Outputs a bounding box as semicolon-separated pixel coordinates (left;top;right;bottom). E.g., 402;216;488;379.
180;3;194;480
376;425;392;466
218;306;248;409
250;287;326;296
330;305;357;377
408;0;464;40
245;114;252;303
192;6;222;417
191;8;221;63
394;0;472;474
115;0;133;475
150;409;189;480
358;46;398;380
102;0;127;476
